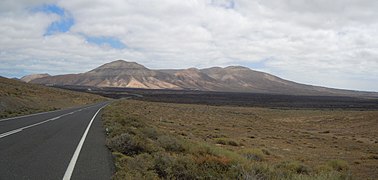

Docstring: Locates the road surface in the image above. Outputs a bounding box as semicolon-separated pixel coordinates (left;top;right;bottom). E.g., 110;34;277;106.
0;102;114;180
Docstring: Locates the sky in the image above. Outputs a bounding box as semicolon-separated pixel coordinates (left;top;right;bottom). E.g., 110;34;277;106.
0;0;377;92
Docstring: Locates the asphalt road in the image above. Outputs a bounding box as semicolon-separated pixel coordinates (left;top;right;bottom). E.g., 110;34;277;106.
0;102;114;180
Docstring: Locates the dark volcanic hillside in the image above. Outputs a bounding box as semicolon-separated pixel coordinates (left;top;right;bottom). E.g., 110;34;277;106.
30;60;378;97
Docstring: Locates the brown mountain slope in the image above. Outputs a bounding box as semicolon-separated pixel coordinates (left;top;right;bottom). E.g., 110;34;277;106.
168;68;223;91
30;60;378;97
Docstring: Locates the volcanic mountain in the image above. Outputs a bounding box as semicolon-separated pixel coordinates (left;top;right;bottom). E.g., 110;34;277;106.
30;60;378;96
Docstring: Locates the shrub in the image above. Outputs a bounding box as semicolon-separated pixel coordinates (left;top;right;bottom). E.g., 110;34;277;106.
169;155;199;180
368;154;378;160
195;155;231;168
261;148;271;155
316;164;334;173
214;138;240;146
153;144;246;179
112;152;132;170
142;127;160;140
327;160;349;172
307;171;352;180
275;161;311;175
107;133;155;156
126;153;155;172
113;153;160;180
114;154;162;179
153;152;175;178
239;148;265;161
214;138;227;145
119;116;145;128
246;163;275;179
157;135;186;152
153;152;199;180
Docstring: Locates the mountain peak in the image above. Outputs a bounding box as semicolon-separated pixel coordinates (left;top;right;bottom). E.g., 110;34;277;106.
224;66;250;70
186;67;200;72
96;60;147;70
85;59;155;78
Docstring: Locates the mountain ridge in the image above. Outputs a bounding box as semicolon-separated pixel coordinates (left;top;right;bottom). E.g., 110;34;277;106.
29;60;378;97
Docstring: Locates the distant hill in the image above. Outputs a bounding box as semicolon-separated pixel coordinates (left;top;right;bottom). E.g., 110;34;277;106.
20;73;50;82
0;76;106;118
29;60;378;97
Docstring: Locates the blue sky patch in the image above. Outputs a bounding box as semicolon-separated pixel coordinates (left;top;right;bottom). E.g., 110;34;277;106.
34;4;65;16
44;16;74;35
33;4;74;35
211;0;235;9
85;36;127;49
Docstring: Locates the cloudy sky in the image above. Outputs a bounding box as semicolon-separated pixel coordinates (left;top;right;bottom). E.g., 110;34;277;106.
0;0;377;91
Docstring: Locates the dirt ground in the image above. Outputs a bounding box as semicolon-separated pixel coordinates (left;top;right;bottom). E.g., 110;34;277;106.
119;100;378;179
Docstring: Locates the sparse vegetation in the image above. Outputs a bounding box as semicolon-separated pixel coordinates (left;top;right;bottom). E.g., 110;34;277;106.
214;137;240;146
103;100;359;179
0;77;106;118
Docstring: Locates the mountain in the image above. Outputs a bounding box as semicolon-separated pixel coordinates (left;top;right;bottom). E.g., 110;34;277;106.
31;60;180;89
21;73;50;82
29;60;378;97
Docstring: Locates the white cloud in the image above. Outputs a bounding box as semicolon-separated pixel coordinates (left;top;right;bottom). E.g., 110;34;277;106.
0;0;377;91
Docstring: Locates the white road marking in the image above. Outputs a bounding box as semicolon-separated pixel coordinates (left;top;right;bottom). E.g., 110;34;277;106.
50;116;62;121
0;118;54;139
0;129;22;138
0;106;92;139
63;104;107;180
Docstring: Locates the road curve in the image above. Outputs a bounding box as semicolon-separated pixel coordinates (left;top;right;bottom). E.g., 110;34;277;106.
0;102;114;180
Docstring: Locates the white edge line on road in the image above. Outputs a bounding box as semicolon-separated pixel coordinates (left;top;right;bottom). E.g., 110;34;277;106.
63;104;108;180
0;106;92;139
